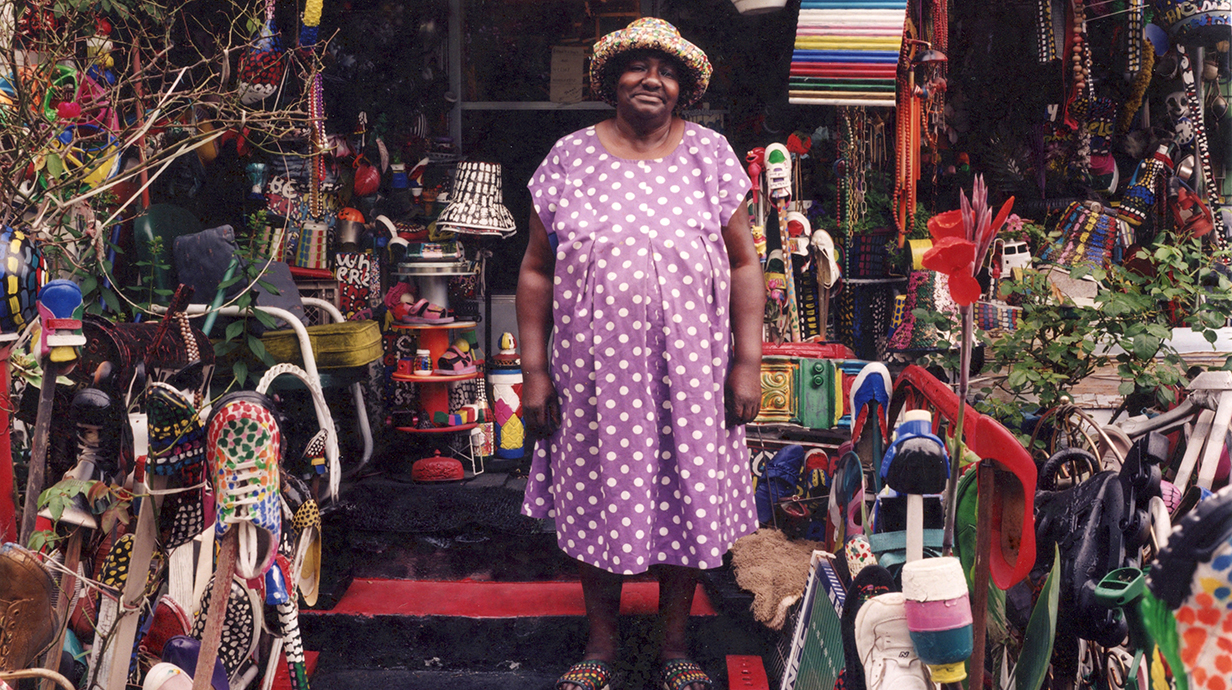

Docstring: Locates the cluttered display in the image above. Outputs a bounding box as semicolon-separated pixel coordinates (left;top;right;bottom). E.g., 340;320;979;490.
737;0;1232;689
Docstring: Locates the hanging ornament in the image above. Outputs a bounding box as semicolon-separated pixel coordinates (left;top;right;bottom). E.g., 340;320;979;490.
238;0;285;106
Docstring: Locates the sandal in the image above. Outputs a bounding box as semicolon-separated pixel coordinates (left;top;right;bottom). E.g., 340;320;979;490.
398;297;454;324
555;659;614;690
434;339;477;375
659;659;713;690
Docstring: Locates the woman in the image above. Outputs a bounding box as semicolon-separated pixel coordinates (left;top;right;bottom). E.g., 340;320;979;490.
517;18;763;690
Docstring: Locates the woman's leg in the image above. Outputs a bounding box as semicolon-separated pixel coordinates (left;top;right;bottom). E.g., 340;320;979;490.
579;560;623;662
656;564;698;662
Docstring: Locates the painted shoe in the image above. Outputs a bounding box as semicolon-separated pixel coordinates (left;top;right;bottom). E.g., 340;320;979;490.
850;363;892;449
143;662;193;690
829;449;866;546
36;278;85;362
0;543;58;672
161;635;228;690
38;386;124;529
755;444;805;525
189;576;264;681
206;391;283;579
880;410;949;496
146;381;206;476
279;472;322;607
840;564;896;690
854;592;932;690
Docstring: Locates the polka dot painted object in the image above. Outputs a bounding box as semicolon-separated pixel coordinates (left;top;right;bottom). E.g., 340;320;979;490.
0;226;43;340
206;392;282;578
521;123;756;575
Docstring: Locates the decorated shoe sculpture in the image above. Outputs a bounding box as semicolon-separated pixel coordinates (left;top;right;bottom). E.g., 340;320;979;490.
854;592;931;690
280;472;322;607
36;278;85;363
0;542;59;672
236;0;284;105
39;385;124;528
1149;484;1232;690
146;381;206;475
0;225;44;340
206;391;283;579
189;575;263;681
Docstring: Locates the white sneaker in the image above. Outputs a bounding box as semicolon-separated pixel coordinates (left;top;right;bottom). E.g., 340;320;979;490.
855;592;931;690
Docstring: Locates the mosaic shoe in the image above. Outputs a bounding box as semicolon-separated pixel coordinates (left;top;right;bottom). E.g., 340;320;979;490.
146;381;206;476
157;461;206;551
189;576;263;681
36;278;85;362
206;391;283;579
279;472;322;606
0;543;59;672
1149;484;1232;690
161;635;228;690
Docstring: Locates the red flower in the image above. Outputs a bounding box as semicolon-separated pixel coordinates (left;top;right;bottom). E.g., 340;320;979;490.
927;209;965;242
922;236;975;275
948;271;983;306
787;133;811;155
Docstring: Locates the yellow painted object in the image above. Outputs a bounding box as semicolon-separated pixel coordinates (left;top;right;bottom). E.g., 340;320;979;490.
908;239;933;270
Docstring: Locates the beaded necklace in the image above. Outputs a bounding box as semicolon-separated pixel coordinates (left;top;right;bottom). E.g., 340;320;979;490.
1177;45;1228;248
1037;0;1057;63
304;0;326;221
893;19;918;246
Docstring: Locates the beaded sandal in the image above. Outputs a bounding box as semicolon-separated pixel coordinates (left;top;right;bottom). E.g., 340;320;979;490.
659;659;713;690
555;659;613;690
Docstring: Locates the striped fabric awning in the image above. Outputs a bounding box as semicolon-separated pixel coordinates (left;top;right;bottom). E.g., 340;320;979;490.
789;4;907;107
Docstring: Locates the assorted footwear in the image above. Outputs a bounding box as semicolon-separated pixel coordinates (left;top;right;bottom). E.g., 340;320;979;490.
206;391;284;580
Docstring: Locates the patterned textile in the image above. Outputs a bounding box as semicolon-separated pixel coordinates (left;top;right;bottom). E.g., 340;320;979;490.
522;123;756;574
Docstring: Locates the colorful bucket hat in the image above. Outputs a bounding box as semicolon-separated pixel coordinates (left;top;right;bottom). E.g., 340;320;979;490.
589;17;712;108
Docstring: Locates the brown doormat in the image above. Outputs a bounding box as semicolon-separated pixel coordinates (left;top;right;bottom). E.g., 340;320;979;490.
730;528;826;630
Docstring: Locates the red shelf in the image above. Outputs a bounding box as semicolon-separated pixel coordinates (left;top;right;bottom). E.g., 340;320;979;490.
390;321;478;331
395;423;480;434
391;371;482;383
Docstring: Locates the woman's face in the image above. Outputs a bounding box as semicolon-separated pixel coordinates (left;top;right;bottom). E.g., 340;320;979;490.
614;51;682;121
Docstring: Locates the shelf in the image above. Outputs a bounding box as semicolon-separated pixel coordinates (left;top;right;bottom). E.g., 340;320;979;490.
390;321;478;332
395;423;480;434
391;370;483;383
461;101;613;111
392;261;476;277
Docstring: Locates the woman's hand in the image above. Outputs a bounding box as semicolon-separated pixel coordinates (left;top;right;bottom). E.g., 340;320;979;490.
724;359;761;427
522;369;561;438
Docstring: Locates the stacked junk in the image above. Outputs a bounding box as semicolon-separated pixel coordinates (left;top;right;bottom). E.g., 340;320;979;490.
743;359;1232;690
0;239;330;690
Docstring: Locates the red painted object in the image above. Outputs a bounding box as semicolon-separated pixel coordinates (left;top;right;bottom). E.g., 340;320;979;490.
889;365;1037;590
761;342;855;360
726;655;770;690
0;354;15;544
271;651;318;690
314;579;717;618
411;450;464;482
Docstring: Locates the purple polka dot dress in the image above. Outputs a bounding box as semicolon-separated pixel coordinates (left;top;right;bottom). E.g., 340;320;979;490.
522;122;757;575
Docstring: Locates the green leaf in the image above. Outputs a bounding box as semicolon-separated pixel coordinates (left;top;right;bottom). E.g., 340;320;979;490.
1119;380;1135;396
225;320;244;341
253;310;278;330
1013;546;1060;690
247;334;268;363
256;279;281;295
80;275;98;297
101;288;121;314
232;360;249;386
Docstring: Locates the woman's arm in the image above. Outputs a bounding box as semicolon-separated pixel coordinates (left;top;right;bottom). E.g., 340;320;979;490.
516;212;561;437
721;198;763;426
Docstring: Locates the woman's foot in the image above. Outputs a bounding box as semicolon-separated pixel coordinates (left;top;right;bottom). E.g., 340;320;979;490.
658;658;713;690
555;659;615;690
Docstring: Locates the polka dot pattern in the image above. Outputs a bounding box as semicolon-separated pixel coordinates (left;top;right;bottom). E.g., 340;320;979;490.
522;122;755;575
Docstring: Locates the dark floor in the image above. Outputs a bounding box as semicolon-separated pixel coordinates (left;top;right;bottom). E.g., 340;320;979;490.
302;442;780;690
